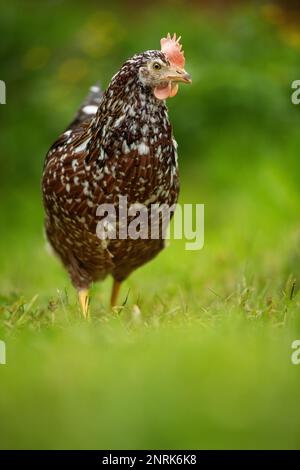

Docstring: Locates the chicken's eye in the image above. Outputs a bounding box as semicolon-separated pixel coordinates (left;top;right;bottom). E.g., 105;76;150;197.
153;62;161;71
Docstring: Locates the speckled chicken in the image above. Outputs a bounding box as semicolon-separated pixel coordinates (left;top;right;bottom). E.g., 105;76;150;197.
42;34;191;317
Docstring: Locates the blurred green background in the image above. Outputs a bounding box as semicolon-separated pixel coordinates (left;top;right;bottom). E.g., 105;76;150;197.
1;0;300;449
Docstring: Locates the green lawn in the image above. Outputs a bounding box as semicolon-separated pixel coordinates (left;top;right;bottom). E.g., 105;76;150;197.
1;0;300;449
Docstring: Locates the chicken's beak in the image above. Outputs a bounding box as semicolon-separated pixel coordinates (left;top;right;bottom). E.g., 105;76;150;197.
165;67;192;84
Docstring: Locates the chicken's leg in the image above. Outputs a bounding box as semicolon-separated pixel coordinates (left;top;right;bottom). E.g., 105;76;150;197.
111;280;121;308
78;288;89;319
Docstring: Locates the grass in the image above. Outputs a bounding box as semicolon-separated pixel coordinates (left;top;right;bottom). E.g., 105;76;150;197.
1;315;300;450
1;0;300;449
0;274;300;450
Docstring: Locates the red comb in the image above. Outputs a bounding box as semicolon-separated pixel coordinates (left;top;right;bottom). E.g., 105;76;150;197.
160;33;185;69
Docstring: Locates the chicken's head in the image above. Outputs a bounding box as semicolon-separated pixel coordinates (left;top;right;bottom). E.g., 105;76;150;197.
139;33;191;100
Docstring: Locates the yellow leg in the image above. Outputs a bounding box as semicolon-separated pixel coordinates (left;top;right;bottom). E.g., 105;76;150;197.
78;289;89;319
111;280;121;308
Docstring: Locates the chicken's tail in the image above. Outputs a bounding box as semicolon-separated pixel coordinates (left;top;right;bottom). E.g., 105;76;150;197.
66;82;103;131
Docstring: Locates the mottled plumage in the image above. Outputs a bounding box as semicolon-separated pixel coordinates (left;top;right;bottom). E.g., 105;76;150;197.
42;36;191;314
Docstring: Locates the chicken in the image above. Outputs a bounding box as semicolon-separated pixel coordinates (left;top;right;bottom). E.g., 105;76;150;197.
42;34;191;318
